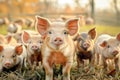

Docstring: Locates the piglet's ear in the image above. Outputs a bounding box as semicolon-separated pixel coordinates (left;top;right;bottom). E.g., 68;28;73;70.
35;16;50;37
88;27;96;39
66;18;79;36
22;31;30;43
15;45;23;55
0;45;3;52
6;35;12;43
100;41;107;47
116;33;120;41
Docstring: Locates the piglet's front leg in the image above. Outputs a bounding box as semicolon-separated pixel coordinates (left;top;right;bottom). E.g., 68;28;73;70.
0;64;3;73
101;56;107;73
114;57;119;74
43;60;53;80
62;62;72;80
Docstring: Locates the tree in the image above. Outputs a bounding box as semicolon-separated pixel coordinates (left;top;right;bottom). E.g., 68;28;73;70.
113;0;120;20
89;0;95;19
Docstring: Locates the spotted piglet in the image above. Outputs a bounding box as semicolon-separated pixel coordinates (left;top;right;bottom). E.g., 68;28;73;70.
74;28;96;68
0;44;27;72
95;33;120;74
22;31;43;69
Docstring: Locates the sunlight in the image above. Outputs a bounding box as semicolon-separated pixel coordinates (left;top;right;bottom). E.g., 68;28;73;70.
95;0;111;9
57;0;111;10
58;0;74;5
57;0;75;9
79;0;89;7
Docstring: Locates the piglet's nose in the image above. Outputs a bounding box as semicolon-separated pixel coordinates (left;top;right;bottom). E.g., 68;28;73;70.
5;62;11;66
54;37;63;42
54;37;63;46
32;45;38;50
113;50;119;56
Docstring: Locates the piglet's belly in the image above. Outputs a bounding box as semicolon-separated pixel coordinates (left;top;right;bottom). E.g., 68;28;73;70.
47;51;67;67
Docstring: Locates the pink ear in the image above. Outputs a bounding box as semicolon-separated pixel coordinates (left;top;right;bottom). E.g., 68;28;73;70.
36;16;50;36
15;45;23;55
0;45;3;52
22;31;30;43
66;19;79;36
100;41;107;47
6;35;12;43
88;28;96;39
116;33;120;41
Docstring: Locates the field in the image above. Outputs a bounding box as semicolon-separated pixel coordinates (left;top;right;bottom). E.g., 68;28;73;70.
79;25;120;36
0;24;120;80
0;24;120;35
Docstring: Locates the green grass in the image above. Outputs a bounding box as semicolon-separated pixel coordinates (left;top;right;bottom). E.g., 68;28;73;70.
79;25;120;36
0;25;8;35
1;24;119;36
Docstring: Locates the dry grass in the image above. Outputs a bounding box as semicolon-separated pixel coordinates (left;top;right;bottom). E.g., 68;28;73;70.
0;66;45;80
0;63;120;80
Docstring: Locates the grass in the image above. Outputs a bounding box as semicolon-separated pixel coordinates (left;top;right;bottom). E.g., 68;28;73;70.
0;63;120;80
0;24;120;80
0;24;120;36
0;25;34;35
0;25;8;35
79;25;120;36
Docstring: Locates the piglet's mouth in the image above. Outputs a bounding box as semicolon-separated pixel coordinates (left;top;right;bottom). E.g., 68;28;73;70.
51;41;63;47
112;51;119;56
33;48;40;51
4;65;12;69
54;43;63;46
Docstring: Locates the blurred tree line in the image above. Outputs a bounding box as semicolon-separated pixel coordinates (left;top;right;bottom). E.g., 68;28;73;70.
0;0;120;25
0;0;91;17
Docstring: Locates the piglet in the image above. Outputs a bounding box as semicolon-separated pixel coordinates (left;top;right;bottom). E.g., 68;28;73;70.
0;34;17;45
0;34;7;44
74;28;96;68
0;44;27;72
7;23;22;34
11;30;38;43
0;17;9;25
36;16;79;80
95;33;120;74
22;31;43;69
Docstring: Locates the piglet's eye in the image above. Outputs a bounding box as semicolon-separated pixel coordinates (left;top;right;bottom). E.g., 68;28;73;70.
107;45;110;48
39;41;43;44
12;55;16;58
2;55;4;58
63;31;68;35
78;38;81;42
48;31;52;34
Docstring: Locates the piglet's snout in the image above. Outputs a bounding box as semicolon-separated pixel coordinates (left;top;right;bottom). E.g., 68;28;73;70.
53;37;63;46
112;50;119;56
4;61;11;67
31;45;38;50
